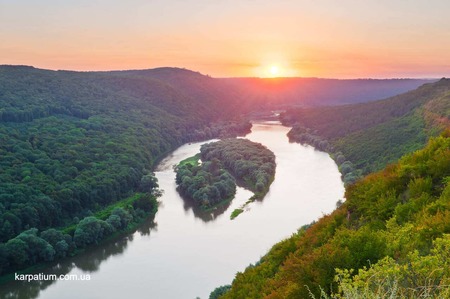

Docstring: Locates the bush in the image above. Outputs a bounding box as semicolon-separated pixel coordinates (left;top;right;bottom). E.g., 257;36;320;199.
74;216;112;247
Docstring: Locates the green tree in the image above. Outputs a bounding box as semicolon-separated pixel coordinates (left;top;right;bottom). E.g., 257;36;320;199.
5;238;29;267
74;216;112;247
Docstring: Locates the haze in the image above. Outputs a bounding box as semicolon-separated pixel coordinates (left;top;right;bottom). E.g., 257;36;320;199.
1;0;450;78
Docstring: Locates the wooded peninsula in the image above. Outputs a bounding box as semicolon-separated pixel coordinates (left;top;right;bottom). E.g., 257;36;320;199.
175;138;276;214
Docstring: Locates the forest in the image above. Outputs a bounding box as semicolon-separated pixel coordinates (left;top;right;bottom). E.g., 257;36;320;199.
217;130;450;298
220;77;431;107
282;78;450;184
0;193;157;276
175;138;276;210
200;138;275;197
1;65;448;297
176;154;237;208
0;66;251;275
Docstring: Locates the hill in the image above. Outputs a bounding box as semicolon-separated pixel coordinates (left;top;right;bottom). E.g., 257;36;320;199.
216;130;450;299
281;78;450;183
0;65;250;275
220;77;433;108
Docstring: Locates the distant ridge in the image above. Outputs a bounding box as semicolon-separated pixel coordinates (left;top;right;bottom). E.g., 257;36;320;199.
220;76;436;106
0;65;435;107
282;78;450;178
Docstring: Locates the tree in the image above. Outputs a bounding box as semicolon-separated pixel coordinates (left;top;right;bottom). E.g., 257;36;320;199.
111;208;133;229
139;174;159;192
41;228;72;258
210;285;231;299
74;216;112;247
5;238;29;267
54;240;69;258
132;193;156;212
106;214;121;231
0;220;14;242
16;229;55;263
0;243;9;274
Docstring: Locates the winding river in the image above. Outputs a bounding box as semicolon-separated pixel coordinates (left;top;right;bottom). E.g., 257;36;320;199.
1;121;345;299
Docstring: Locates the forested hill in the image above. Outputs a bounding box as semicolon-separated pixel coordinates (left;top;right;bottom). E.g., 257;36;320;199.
220;77;433;107
282;78;450;180
1;66;431;122
109;68;246;113
217;130;450;299
115;70;432;108
0;66;245;124
0;65;252;275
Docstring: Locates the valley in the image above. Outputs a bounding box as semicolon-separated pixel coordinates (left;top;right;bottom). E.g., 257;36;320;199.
0;66;448;299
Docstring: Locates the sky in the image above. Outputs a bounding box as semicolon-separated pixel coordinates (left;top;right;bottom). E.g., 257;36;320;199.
1;0;450;78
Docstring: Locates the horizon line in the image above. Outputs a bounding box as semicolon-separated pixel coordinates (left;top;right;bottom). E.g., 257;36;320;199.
0;64;443;81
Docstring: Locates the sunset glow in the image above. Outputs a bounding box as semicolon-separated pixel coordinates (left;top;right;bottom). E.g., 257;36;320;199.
269;66;279;77
1;1;450;78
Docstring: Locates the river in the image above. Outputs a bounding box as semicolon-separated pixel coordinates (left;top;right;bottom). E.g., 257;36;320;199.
1;121;345;299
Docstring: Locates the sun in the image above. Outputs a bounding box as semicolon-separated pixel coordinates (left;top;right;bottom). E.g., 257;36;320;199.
256;63;289;78
269;65;279;77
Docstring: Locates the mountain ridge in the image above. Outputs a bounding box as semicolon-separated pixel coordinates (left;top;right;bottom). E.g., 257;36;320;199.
1;65;435;108
282;78;450;180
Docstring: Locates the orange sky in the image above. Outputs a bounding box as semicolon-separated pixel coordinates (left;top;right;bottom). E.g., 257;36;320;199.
1;0;450;78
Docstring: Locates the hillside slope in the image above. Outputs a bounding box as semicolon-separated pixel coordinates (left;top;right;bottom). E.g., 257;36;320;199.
0;66;251;275
221;77;433;108
282;78;450;181
218;131;450;299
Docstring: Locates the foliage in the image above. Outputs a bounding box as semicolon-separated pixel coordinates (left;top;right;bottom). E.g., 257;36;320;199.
230;209;244;220
0;66;251;274
40;228;72;258
282;78;450;176
220;133;450;299
209;285;232;299
178;153;201;168
287;126;361;185
73;216;113;247
175;139;276;210
306;235;450;298
0;193;158;275
200;138;276;197
330;235;450;298
334;111;427;175
176;156;237;208
4;229;54;269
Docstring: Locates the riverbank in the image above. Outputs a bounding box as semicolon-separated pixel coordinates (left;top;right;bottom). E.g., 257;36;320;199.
1;122;345;299
0;192;159;284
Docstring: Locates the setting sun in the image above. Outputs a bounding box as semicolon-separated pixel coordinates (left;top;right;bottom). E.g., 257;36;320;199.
270;65;279;77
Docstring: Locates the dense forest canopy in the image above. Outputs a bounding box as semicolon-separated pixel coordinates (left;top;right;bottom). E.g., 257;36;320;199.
0;65;251;275
200;138;276;197
176;155;237;209
175;138;276;210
